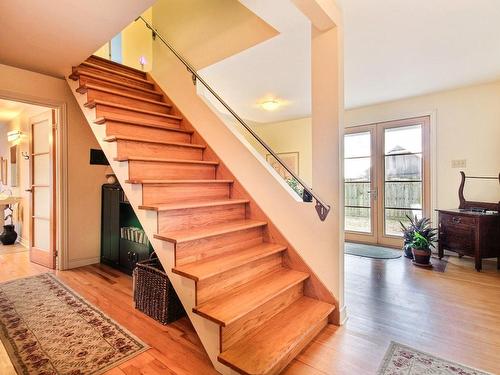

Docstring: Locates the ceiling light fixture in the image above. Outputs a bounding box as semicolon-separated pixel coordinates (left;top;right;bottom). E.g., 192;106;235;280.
260;99;280;111
7;130;21;142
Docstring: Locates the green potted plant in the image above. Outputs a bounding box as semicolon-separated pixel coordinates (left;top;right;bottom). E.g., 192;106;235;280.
400;215;436;260
408;220;438;266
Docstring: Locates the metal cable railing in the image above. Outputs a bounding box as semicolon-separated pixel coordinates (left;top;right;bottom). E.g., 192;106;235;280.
135;16;331;221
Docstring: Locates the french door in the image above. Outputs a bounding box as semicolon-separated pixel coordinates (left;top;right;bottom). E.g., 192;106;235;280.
28;110;57;268
344;116;430;248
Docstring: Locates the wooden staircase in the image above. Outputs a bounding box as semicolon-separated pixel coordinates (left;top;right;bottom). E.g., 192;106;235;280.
69;55;335;375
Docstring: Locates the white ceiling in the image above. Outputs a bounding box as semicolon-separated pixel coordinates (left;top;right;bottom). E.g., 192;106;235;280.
340;0;500;109
0;0;155;77
0;99;48;125
200;0;500;123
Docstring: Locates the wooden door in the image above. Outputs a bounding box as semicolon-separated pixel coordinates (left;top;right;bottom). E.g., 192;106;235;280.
344;125;378;244
344;116;430;248
376;117;430;248
28;110;56;268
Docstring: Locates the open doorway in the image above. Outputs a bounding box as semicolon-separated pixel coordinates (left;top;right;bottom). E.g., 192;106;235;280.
0;99;59;269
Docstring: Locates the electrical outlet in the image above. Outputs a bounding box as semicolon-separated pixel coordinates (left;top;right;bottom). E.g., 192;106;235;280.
451;159;466;168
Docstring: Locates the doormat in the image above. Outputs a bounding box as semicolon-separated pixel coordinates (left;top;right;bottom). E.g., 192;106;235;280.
0;273;149;375
345;242;402;259
377;341;492;375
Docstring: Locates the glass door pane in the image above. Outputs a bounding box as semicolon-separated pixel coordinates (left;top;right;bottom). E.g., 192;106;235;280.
383;124;423;236
344;131;372;233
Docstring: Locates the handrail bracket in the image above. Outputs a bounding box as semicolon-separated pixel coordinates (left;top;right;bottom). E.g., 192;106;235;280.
315;201;330;222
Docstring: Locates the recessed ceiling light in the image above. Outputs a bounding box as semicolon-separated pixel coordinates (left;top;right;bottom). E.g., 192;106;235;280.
260;99;280;111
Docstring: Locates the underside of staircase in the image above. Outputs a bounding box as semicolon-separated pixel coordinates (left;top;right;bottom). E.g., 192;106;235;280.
68;55;335;375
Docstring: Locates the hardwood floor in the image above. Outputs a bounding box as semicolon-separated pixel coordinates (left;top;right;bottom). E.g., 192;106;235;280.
1;247;499;374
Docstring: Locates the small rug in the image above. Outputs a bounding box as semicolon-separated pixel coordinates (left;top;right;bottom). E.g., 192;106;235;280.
0;273;149;375
345;242;402;259
377;341;492;375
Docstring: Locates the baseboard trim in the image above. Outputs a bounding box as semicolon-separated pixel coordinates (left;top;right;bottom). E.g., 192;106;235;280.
17;236;28;248
338;304;348;325
67;257;100;269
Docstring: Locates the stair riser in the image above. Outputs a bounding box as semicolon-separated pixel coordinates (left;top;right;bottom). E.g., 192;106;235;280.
158;203;246;233
105;122;191;142
142;183;231;205
127;160;216;180
221;282;303;352
115;140;203;161
197;253;283;306
176;227;264;266
86;88;171;114
94;104;181;128
78;75;162;100
78;74;163;101
75;66;154;89
87;56;147;79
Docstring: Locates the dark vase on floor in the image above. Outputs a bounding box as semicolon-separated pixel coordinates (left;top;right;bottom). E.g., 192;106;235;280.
0;225;18;245
403;246;414;259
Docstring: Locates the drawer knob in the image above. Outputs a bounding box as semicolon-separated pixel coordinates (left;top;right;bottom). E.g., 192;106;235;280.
452;217;461;224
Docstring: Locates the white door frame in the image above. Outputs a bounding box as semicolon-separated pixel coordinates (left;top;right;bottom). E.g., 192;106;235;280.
0;89;68;270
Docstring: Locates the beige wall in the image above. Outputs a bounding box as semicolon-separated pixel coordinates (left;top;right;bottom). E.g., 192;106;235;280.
0;63;107;268
248;118;313;186
121;8;153;71
94;8;153;71
152;0;278;69
345;80;500;215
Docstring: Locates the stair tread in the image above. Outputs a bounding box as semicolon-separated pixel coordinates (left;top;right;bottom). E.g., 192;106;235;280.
140;198;249;211
78;83;171;107
173;242;286;282
126;179;233;184
218;297;334;375
104;135;205;149
70;70;161;96
114;156;218;165
84;99;183;120
88;55;147;76
154;219;267;244
193;268;309;326
80;61;151;84
94;116;192;133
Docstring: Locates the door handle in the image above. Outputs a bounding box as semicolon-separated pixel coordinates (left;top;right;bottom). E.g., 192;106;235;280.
25;188;32;193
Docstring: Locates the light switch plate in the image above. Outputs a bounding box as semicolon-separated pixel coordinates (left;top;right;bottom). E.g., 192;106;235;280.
451;159;466;168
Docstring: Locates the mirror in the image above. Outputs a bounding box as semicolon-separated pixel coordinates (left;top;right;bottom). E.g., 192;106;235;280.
10;145;18;187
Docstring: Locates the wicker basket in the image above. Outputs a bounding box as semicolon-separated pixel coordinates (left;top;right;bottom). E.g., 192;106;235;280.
133;254;186;324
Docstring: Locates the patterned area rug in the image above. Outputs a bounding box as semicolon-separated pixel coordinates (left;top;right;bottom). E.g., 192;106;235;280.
378;342;492;375
0;273;148;375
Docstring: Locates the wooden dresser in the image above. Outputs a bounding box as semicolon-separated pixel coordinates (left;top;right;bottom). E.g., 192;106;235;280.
437;209;500;271
437;171;500;271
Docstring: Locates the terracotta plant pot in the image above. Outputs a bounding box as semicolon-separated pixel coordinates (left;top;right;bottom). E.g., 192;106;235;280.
412;247;431;266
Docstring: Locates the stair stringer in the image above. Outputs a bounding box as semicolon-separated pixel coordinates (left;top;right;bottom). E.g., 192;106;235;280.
66;77;238;375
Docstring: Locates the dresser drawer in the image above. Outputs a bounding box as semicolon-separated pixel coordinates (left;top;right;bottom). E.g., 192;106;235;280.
440;213;476;227
439;222;475;255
